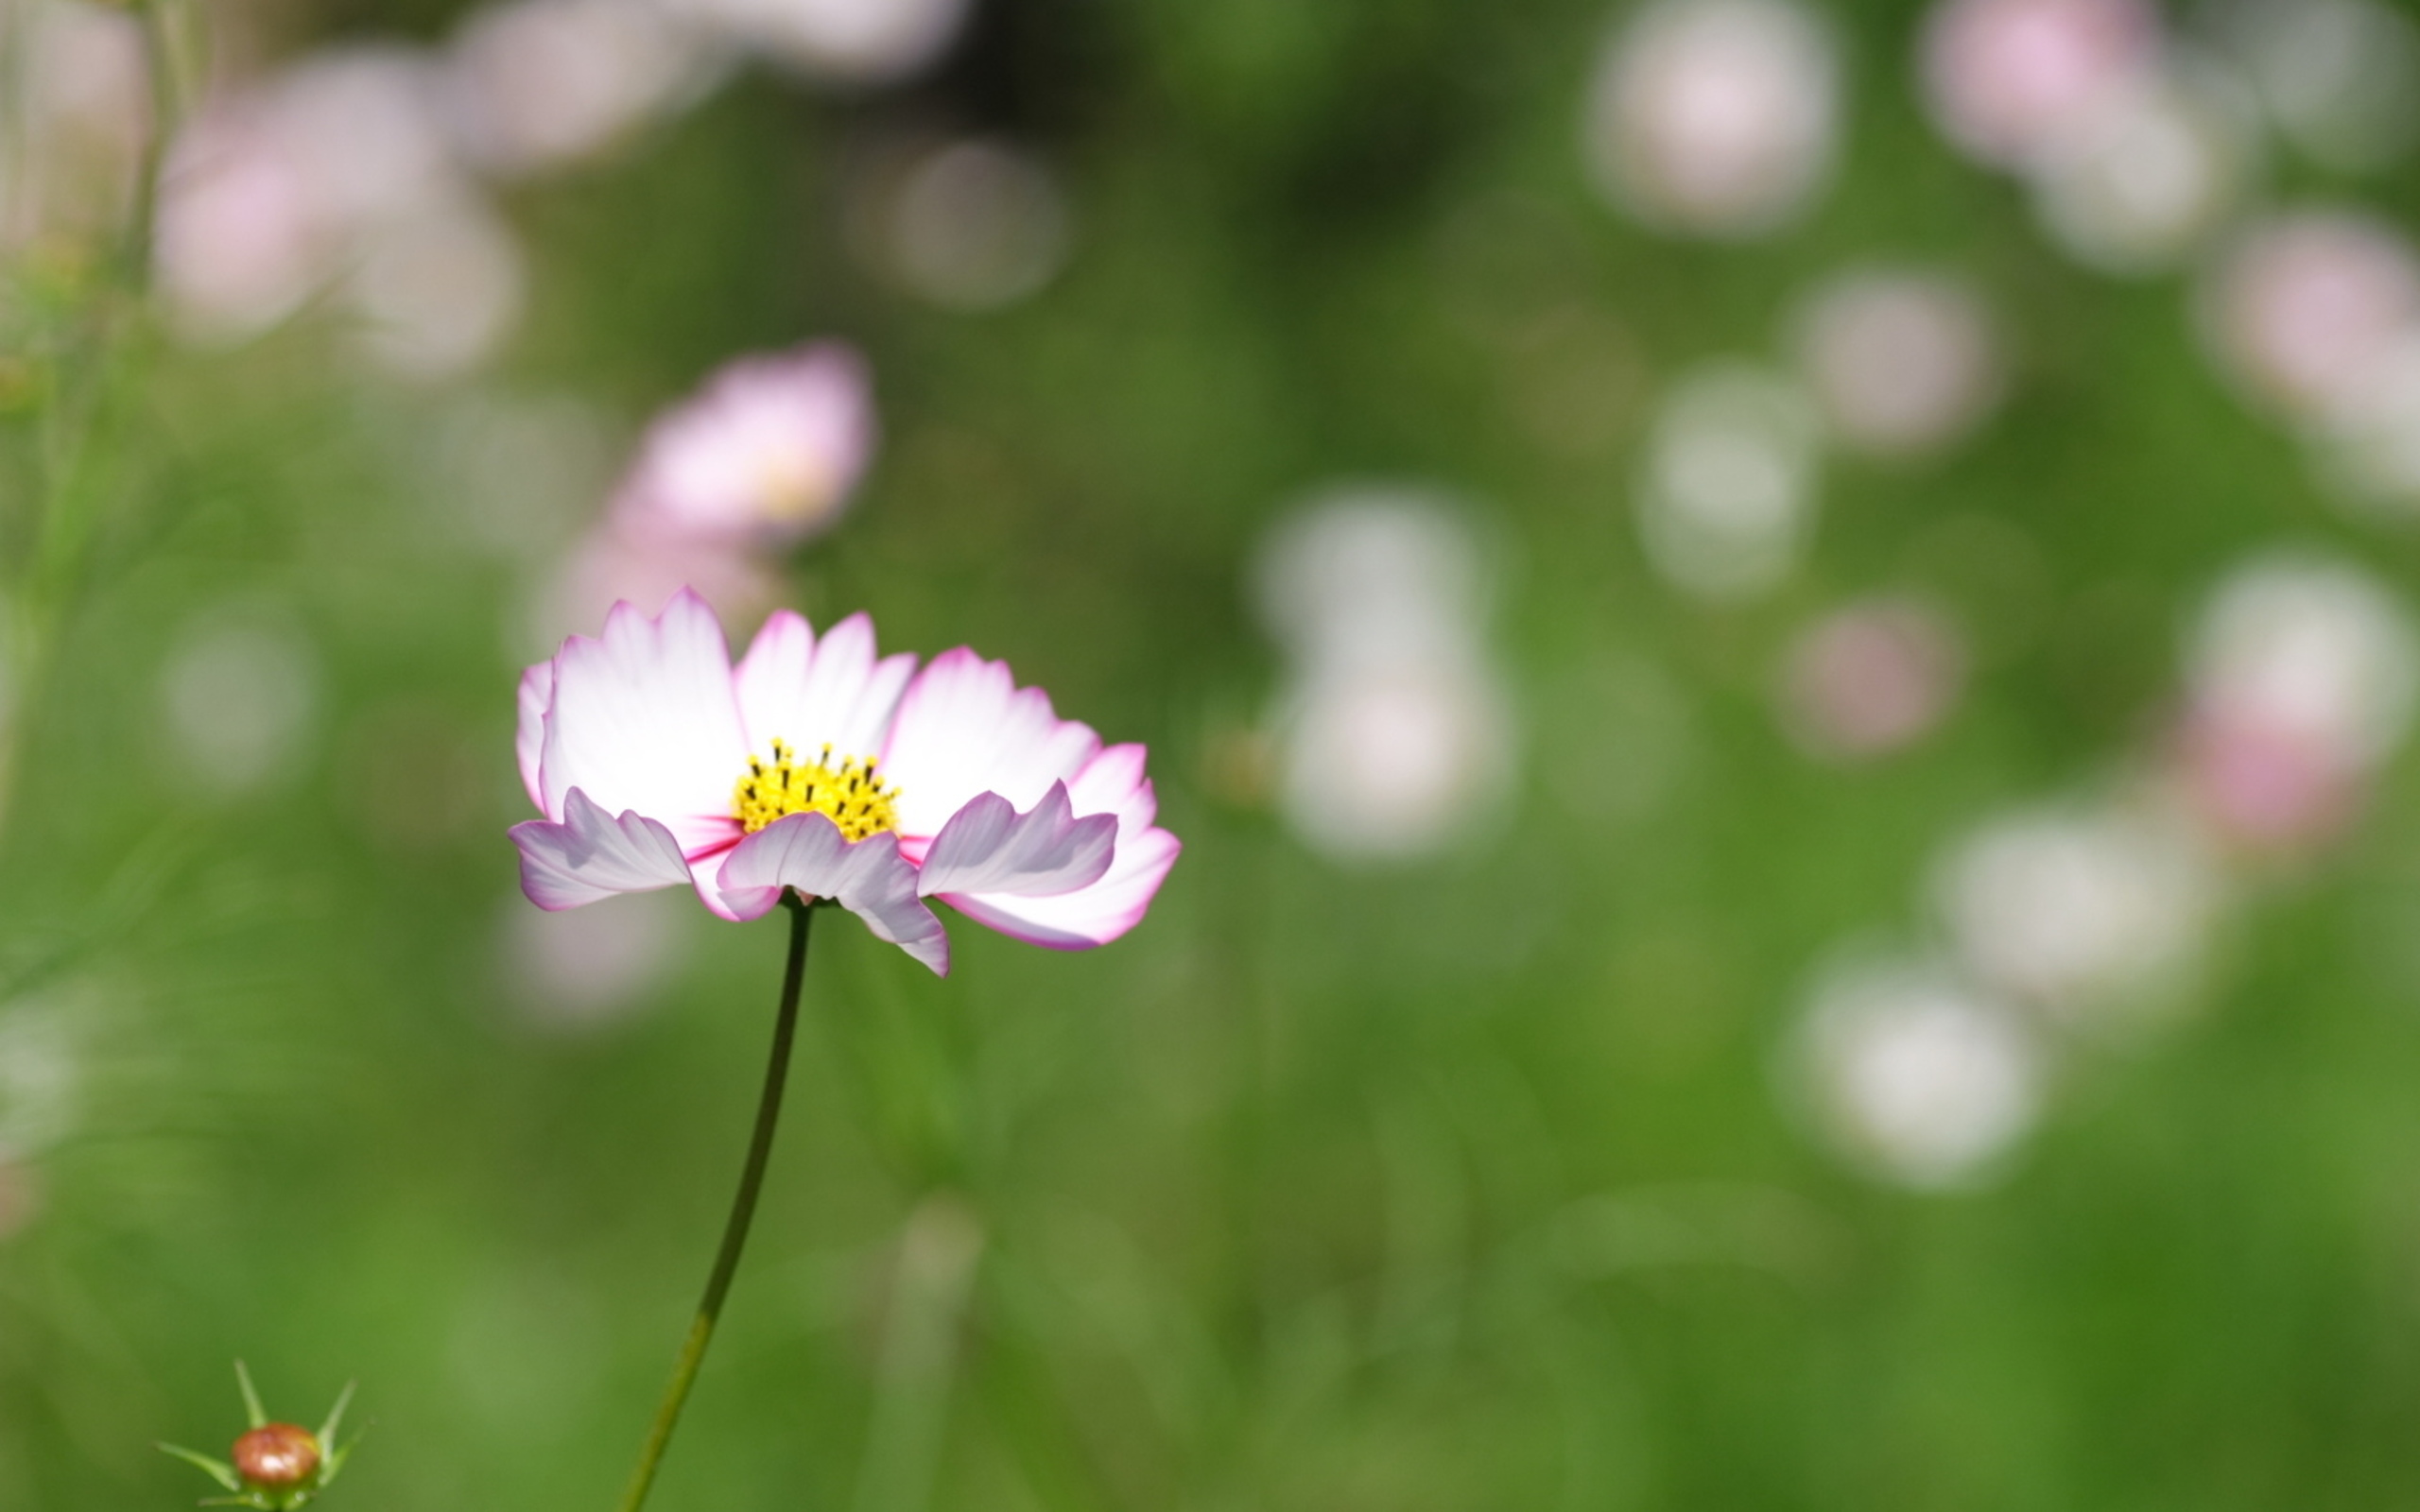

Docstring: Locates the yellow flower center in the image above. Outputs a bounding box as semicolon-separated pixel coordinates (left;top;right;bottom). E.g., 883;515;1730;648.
734;739;901;841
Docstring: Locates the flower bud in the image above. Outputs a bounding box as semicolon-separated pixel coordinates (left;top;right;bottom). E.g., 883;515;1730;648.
233;1422;321;1487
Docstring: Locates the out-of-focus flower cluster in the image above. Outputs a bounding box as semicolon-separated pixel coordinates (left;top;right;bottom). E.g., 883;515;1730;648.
1627;266;1998;767
1252;491;1516;866
1588;0;2420;569
1789;553;2417;1190
0;0;1074;382
1634;268;2004;613
1919;0;2420;515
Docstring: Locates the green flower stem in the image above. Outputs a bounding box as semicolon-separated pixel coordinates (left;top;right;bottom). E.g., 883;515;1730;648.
615;895;817;1512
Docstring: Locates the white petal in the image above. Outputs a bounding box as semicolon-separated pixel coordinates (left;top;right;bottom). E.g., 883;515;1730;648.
880;647;1101;841
511;787;696;910
942;828;1180;949
915;782;1116;898
716;812;951;974
731;610;916;760
933;744;1180;948
537;589;750;857
515;659;554;811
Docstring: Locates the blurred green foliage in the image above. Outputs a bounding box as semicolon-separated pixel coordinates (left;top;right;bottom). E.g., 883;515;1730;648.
7;0;2420;1508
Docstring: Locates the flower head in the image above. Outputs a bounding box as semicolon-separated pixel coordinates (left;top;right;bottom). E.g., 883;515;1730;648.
510;593;1180;974
233;1423;321;1487
611;343;876;550
158;1363;357;1511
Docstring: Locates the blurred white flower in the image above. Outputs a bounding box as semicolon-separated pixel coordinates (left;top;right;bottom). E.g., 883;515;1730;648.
1934;796;2220;1017
612;342;876;549
268;47;463;232
1635;361;1824;600
1797;954;2044;1190
1779;598;1965;760
2202;0;2420;174
1254;492;1492;676
854;137;1072;311
2187;557;2418;770
1918;0;2159;168
661;0;968;84
2198;211;2420;421
1582;0;1840;239
2025;65;2255;274
1254;491;1515;865
160;612;321;798
1275;660;1515;865
0;0;149;249
2311;333;2420;514
503;887;693;1028
1793;267;2002;456
344;189;527;379
441;0;717;177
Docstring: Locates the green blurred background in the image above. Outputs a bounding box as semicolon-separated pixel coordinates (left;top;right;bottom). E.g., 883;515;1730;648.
9;0;2420;1506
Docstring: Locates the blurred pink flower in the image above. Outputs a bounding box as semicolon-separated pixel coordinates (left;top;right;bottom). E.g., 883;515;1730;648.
1919;0;2158;168
510;593;1180;973
1780;599;1965;760
154;47;530;374
1793;268;2001;456
2169;555;2419;850
2202;211;2420;421
155;103;340;341
2171;708;2359;850
612;343;877;550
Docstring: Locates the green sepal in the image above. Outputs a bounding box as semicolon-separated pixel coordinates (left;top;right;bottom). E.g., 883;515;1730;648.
314;1382;354;1450
233;1361;268;1430
156;1441;242;1491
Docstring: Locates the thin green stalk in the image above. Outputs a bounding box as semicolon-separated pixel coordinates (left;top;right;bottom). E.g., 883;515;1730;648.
0;0;189;844
123;0;187;298
615;896;817;1512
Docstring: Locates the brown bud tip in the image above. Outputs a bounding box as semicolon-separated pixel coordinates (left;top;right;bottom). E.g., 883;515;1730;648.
232;1422;320;1487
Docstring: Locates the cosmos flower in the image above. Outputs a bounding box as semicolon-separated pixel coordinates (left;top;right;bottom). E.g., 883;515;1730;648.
510;592;1180;975
611;343;877;550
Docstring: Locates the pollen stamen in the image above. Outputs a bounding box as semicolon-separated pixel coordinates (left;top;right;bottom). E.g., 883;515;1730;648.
733;738;901;841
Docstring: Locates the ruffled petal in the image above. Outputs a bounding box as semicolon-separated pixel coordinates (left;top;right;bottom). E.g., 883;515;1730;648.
934;745;1180;949
731;610;916;762
510;787;696;911
942;829;1180;948
716;812;951;974
537;590;750;857
880;647;1102;843
515;659;554;811
914;782;1117;898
